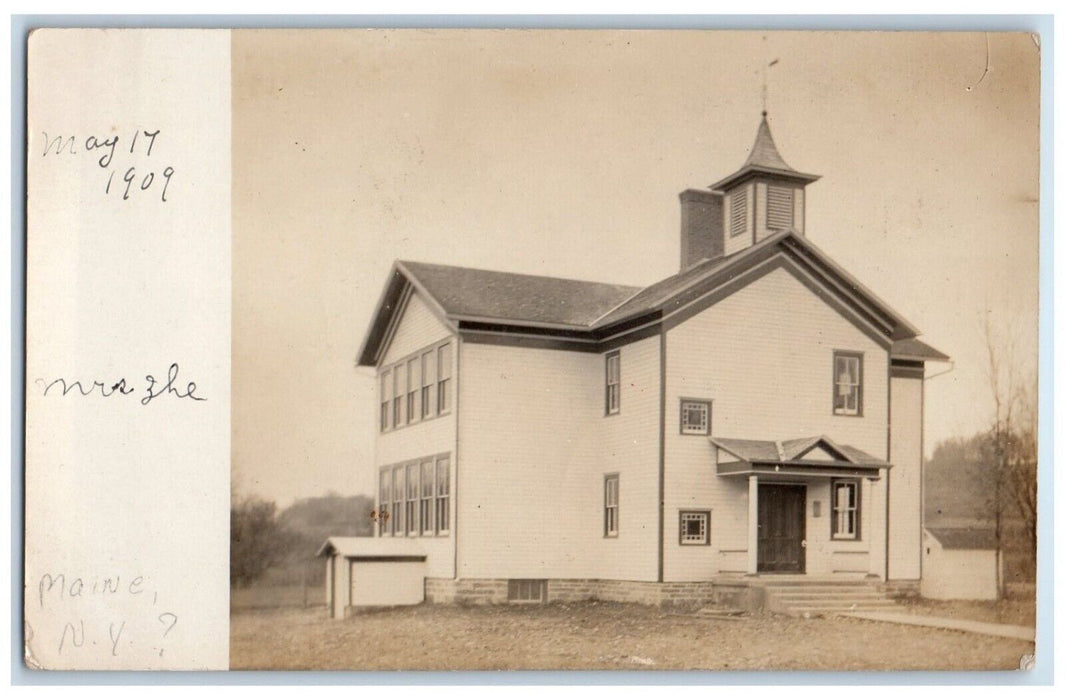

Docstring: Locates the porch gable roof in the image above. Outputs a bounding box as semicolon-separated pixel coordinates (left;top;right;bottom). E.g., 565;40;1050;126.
710;435;890;479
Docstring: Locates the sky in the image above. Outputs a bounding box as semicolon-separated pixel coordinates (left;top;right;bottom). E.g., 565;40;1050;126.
232;30;1040;507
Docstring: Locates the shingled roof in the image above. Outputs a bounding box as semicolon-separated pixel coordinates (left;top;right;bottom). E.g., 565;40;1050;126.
398;261;640;328
709;114;821;191
710;435;889;468
358;230;943;366
891;337;951;362
925;527;997;550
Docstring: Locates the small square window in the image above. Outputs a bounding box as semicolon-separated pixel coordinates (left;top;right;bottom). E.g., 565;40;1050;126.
680;399;711;435
679;510;711;545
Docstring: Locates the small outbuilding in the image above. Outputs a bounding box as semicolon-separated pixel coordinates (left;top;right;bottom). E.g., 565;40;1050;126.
317;537;427;619
921;526;1000;601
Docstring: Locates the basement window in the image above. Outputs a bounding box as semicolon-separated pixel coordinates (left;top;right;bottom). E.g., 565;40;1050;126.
508;579;547;603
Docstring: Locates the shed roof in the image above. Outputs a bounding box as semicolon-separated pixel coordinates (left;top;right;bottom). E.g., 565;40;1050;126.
925;527;997;550
316;536;427;560
891;337;952;362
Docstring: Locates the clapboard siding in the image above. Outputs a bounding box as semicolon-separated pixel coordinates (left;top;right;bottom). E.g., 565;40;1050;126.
382;292;451;366
457;339;659;581
457;343;599;579
663;263;889;580
889;375;924;580
598;335;661;581
375;289;457;579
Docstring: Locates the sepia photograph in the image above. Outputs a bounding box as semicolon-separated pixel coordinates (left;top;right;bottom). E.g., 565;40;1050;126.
226;29;1040;671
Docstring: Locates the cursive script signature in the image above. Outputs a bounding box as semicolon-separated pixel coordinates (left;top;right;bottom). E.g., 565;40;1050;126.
34;363;206;405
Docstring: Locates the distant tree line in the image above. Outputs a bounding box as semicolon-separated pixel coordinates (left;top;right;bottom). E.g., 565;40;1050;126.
230;492;374;588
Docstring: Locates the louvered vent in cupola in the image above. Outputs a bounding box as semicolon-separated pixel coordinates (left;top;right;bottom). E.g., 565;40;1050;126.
729;188;748;237
767;185;794;231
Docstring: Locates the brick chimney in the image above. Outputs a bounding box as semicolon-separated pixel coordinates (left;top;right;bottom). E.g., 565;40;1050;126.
679;188;724;270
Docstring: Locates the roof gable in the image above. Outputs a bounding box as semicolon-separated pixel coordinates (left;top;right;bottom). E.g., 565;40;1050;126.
358;231;936;364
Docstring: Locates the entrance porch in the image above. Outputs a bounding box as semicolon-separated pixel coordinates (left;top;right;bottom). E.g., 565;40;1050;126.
709;435;890;578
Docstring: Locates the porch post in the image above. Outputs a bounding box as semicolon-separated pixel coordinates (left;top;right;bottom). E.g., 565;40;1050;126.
747;475;758;574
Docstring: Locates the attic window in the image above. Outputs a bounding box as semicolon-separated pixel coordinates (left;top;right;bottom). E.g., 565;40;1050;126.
729;189;747;237
767;185;794;230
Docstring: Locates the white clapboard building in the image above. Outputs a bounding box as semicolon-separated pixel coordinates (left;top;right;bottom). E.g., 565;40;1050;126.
335;115;949;614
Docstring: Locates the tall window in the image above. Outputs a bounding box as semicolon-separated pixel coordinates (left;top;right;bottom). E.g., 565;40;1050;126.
437;342;452;414
421;350;435;419
406;359;419;424
378;470;391;536
420;460;435;535
605;352;620;415
391;465;405;536
393;368;404;426
680;399;711;435
604;474;619;537
436;457;450;533
380;369;392;432
833;351;863;416
831;479;860;540
405;463;418;535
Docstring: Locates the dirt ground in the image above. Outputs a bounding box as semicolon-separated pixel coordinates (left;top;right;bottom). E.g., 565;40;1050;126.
899;596;1036;626
230;601;1035;671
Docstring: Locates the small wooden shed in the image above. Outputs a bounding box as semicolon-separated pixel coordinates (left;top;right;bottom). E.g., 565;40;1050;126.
921;526;999;601
317;537;427;619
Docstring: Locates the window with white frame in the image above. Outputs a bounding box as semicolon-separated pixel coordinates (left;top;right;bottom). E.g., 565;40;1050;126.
437;342;452;414
435;456;450;533
679;510;711;545
406;359;419;424
831;479;860;540
380;369;392;432
405;463;418;535
419;460;434;535
680;399;711;435
421;350;435;420
378;469;391;536
833;351;863;416
391;465;404;536
379;454;451;537
604;474;619;537
393;368;404;427
605;352;620;415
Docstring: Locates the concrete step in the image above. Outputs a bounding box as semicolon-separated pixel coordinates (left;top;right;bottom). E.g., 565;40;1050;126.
771;591;891;601
786;605;899;617
768;587;888;597
756;578;875;587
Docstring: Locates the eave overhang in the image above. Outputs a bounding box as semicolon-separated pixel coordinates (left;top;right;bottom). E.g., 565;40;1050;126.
716;461;887;480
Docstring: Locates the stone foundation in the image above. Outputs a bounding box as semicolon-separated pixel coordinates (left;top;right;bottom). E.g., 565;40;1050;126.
425;577;714;607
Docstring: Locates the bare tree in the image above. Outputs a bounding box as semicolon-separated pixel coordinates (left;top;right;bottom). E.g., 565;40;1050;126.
980;312;1038;596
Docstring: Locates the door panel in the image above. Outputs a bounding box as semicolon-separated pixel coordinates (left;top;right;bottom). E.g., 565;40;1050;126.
758;484;806;573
